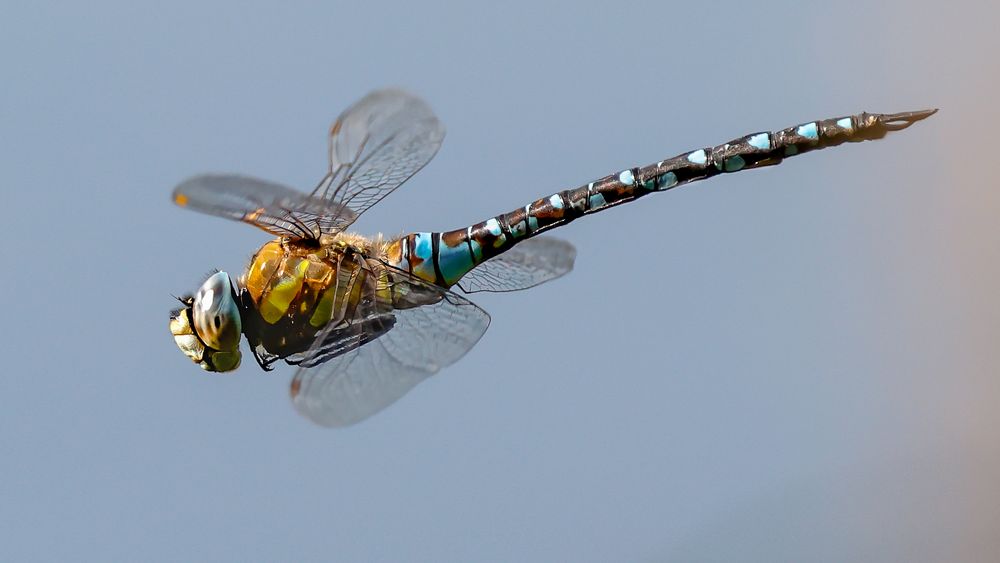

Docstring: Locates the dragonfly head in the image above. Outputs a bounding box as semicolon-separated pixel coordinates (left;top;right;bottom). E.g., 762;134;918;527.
169;271;243;372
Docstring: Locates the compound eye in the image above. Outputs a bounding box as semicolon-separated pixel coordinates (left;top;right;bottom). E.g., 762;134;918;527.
191;272;242;351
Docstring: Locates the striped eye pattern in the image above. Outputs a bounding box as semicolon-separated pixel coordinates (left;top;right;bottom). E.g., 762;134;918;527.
191;272;243;353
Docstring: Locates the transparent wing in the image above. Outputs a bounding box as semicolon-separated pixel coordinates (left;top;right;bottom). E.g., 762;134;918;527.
312;89;445;232
172;90;441;238
290;268;490;427
458;237;577;293
172;174;356;239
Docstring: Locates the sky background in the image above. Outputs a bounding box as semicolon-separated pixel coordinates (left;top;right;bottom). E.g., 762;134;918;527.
2;1;998;561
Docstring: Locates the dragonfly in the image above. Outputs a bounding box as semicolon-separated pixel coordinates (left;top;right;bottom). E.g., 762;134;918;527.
169;89;935;427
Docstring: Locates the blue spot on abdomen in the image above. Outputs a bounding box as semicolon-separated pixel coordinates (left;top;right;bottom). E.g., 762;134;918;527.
687;149;708;165
748;133;770;150
796;122;819;140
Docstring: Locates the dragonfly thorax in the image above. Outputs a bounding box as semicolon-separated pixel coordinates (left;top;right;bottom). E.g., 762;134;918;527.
238;235;394;362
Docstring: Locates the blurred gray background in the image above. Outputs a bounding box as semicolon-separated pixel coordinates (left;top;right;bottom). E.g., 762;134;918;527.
2;1;997;561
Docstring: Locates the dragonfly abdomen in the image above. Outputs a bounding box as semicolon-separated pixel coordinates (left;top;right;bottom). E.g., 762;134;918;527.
385;109;936;289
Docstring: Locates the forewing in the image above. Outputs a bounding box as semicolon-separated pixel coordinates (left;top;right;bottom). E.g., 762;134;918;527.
290;269;490;427
458;237;577;293
172;90;441;238
313;89;445;232
172;174;356;239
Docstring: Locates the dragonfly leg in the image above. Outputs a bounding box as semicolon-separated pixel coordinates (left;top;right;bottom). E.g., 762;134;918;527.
250;345;278;371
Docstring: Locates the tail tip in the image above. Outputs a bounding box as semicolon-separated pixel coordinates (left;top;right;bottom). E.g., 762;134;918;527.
879;107;938;131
